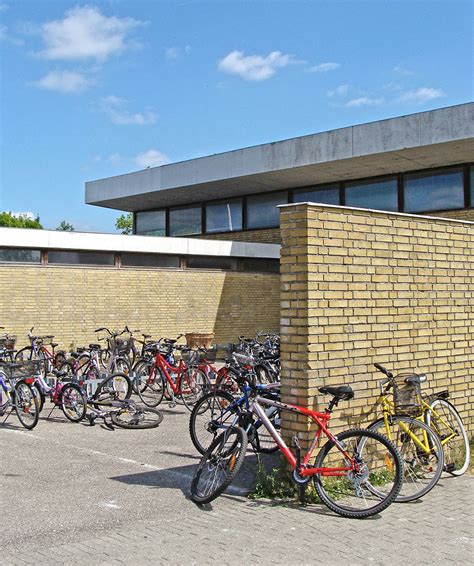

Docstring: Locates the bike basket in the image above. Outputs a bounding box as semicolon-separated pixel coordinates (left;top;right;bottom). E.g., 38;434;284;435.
108;337;131;353
5;360;43;379
0;335;16;350
392;373;422;416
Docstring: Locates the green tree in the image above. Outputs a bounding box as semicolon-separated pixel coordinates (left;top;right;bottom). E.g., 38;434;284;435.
115;212;133;235
0;212;43;229
56;220;74;231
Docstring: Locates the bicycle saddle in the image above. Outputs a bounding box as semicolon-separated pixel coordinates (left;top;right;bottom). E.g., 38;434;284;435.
318;385;354;401
89;343;101;350
404;374;427;386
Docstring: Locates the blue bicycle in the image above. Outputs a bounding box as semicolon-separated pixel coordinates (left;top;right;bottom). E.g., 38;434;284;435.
0;361;40;429
189;381;281;454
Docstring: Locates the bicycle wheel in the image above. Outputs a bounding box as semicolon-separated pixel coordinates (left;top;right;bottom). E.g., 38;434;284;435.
137;367;165;407
189;389;236;454
32;382;45;413
425;399;470;476
111;356;131;376
60;383;86;422
367;416;444;502
190;426;248;504
14;347;34;362
94;373;132;403
14;380;40;430
180;368;209;411
313;428;403;519
110;405;164;429
58;361;76;379
131;359;150;394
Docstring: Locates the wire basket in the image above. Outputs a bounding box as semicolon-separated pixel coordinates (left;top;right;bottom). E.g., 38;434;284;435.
0;335;16;350
392;373;422;416
108;337;131;354
181;347;218;365
3;360;43;380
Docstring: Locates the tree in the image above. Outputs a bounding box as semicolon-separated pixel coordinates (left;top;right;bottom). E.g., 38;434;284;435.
56;220;74;231
115;212;133;235
0;212;43;229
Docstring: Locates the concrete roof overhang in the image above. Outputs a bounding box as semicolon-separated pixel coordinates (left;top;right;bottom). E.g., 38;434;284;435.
85;103;474;212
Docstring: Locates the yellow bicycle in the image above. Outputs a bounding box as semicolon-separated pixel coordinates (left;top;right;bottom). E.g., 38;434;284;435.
367;364;447;502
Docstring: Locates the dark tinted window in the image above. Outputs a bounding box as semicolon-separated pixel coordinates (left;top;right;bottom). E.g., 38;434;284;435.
186;256;237;270
240;258;280;273
169;206;202;236
293;185;339;205
136;210;166;236
404;168;464;213
0;249;41;262
48;251;115;265
246;191;288;229
345;177;398;211
121;254;180;268
470;166;474;207
206;199;243;233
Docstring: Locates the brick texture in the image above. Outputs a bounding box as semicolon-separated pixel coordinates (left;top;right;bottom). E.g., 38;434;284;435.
0;266;279;351
280;204;474;444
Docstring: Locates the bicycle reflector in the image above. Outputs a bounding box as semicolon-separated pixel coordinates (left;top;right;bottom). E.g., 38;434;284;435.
24;378;35;384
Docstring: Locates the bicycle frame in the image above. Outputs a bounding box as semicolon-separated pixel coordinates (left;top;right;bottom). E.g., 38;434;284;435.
153;353;188;394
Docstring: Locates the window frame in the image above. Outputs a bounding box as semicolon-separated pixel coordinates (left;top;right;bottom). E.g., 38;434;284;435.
343;175;399;212
204;197;244;234
245;190;289;230
168;204;203;237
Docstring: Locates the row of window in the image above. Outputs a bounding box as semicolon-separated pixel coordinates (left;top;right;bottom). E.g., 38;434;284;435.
0;249;279;273
135;165;474;237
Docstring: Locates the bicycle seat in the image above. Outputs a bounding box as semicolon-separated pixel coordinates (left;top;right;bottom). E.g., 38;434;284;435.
89;343;101;350
318;385;354;401
51;342;58;348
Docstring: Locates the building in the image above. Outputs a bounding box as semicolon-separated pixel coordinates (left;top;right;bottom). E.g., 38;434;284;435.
86;103;474;245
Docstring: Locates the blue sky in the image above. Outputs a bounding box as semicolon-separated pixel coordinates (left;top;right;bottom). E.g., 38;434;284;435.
0;0;472;232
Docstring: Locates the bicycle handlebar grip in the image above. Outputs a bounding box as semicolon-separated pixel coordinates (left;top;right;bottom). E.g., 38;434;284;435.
374;363;393;379
95;327;106;332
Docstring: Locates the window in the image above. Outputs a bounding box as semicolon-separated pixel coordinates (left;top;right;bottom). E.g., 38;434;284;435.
206;199;243;233
293;185;340;205
48;251;115;266
240;258;280;273
470;166;474;207
186;256;237;270
169;206;202;236
121;254;180;268
136;210;166;236
404;168;464;213
345;177;398;211
0;248;41;263
246;191;288;229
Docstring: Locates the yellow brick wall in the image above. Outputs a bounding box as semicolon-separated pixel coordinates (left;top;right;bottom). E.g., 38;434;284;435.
0;265;280;351
429;208;474;222
280;204;474;443
194;228;281;244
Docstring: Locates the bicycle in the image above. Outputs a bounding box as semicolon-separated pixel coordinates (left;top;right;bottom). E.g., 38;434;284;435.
60;379;162;429
191;382;403;519
135;339;208;410
189;379;281;455
0;361;40;429
367;364;445;502
15;328;67;377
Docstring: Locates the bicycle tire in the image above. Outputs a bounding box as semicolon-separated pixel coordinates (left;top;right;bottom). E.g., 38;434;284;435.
137;366;165;407
32;382;45;413
131;359;151;394
367;416;444;502
425;398;470;476
180;368;209;411
189;389;236;454
93;372;132;404
60;383;87;422
110;405;164;429
190;426;248;504
111;356;131;376
14;380;40;430
14;347;35;362
313;428;403;519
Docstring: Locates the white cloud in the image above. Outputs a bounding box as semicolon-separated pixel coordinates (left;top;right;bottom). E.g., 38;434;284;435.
307;62;340;73
99;95;156;125
134;150;170;168
327;84;350;97
393;64;414;76
38;6;144;61
165;45;190;60
11;211;36;220
32;70;90;93
346;96;383;107
398;87;444;103
218;50;295;81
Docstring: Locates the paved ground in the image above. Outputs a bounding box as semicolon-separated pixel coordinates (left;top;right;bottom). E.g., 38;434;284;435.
0;401;473;565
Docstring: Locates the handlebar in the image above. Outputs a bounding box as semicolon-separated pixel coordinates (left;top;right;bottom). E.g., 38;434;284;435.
374;363;393;379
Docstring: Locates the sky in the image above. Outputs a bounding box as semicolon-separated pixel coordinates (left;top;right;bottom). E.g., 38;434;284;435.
0;0;472;232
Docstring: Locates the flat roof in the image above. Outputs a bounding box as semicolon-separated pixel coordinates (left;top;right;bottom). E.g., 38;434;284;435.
0;228;280;259
86;103;474;212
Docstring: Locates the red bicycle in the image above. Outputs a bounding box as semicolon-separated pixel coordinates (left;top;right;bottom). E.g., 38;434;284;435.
134;339;208;410
191;383;403;518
